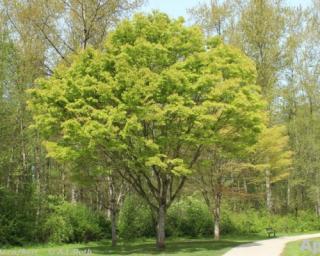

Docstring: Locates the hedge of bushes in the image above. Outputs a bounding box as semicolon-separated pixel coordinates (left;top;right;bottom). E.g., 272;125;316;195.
223;210;320;234
0;190;111;245
118;195;155;239
118;195;214;239
1;188;320;245
118;195;320;239
166;197;213;237
40;200;110;243
0;187;38;245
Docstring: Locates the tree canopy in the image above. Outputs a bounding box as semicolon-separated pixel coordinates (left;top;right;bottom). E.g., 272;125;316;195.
29;12;265;248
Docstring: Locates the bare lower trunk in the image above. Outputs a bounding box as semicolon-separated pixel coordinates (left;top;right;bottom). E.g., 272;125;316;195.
156;204;166;250
111;206;117;246
62;170;66;199
71;186;77;203
34;132;42;195
266;169;272;213
214;191;222;241
19;110;27;194
316;187;320;217
316;205;320;217
287;179;290;212
108;176;117;247
243;177;248;193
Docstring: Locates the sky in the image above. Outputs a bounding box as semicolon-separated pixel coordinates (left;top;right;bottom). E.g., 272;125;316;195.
140;0;312;19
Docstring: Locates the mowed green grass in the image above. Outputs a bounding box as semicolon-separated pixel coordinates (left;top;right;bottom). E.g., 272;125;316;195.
0;235;264;256
282;238;320;256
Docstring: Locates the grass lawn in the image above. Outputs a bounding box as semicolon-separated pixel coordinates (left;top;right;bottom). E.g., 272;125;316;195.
282;238;320;256
0;234;265;256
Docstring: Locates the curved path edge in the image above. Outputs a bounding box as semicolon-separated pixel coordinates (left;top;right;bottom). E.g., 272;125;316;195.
223;233;320;256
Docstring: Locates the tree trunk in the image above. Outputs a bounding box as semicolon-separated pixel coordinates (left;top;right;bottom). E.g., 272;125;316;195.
71;186;77;203
34;131;42;195
287;179;291;212
243;177;248;193
266;169;272;213
108;176;117;247
214;191;222;240
61;170;66;199
156;204;166;250
111;206;117;247
316;186;320;217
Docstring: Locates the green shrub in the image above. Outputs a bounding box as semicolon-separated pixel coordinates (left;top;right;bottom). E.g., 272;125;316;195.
167;197;213;237
41;201;103;243
58;202;102;242
118;195;155;239
220;208;320;235
0;187;38;245
43;215;73;243
118;196;213;239
220;210;236;234
270;211;320;233
97;214;112;239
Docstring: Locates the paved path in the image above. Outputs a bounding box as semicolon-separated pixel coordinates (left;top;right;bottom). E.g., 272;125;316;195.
223;233;320;256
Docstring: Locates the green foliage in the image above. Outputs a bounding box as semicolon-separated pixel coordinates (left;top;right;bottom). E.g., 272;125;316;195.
29;11;265;187
221;209;268;234
118;196;213;239
43;215;73;244
252;125;292;182
116;196;320;239
97;215;112;239
28;16;265;248
41;200;104;243
221;208;320;235
0;187;38;245
118;195;155;239
6;0;320;248
0;191;111;245
167;197;213;237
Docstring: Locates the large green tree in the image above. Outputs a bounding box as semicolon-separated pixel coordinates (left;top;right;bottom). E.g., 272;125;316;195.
29;12;265;249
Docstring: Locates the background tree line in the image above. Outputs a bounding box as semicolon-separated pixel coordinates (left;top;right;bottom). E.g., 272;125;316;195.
0;0;319;250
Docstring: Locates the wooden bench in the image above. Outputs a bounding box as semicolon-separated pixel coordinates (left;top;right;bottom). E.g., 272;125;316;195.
266;227;276;238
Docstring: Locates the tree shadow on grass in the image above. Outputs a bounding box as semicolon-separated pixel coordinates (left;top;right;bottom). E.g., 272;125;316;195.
80;239;251;255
